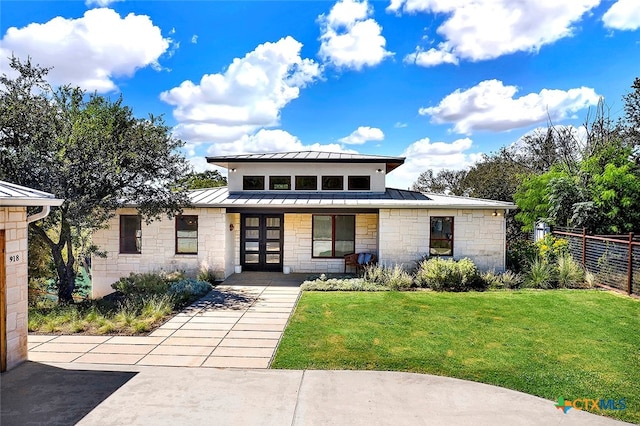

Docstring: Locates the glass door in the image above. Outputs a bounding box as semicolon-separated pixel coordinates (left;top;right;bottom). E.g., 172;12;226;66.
241;214;283;271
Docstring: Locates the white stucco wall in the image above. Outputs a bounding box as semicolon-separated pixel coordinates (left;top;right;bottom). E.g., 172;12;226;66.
378;208;506;271
91;207;230;298
1;207;29;370
283;213;378;273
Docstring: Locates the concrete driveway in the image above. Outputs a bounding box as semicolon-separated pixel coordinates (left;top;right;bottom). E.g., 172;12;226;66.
1;362;631;426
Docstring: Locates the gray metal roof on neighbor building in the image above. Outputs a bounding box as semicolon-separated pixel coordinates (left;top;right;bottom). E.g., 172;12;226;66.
0;181;63;207
188;186;515;210
206;151;406;173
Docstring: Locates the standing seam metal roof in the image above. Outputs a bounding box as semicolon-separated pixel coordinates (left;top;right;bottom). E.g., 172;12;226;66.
0;180;63;207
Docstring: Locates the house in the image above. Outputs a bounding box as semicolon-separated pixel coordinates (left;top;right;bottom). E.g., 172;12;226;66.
0;181;62;372
91;151;514;298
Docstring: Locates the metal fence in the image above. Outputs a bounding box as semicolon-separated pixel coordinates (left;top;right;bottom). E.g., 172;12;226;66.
552;228;639;296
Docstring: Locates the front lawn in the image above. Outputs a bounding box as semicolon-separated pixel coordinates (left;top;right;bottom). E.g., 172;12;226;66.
272;290;639;423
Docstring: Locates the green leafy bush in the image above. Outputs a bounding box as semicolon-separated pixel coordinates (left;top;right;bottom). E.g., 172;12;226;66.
500;270;524;289
415;257;484;291
506;239;537;273
536;234;569;264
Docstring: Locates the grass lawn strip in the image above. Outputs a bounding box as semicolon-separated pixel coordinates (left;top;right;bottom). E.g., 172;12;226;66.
272;290;639;423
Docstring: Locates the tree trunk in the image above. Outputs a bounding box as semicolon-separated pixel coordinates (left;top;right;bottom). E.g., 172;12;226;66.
32;222;76;304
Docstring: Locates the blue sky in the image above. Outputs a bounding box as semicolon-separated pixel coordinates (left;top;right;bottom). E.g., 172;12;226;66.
1;0;639;188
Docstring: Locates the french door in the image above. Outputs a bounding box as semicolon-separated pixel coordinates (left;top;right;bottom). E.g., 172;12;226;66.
240;214;284;272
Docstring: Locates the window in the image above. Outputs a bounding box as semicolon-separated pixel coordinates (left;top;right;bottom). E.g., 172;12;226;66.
269;176;291;190
312;215;355;258
348;176;371;190
321;176;344;190
243;176;264;190
430;216;453;256
176;215;198;254
295;176;317;190
120;215;141;254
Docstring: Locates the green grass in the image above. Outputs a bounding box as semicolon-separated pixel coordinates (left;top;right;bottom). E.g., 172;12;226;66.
272;290;640;423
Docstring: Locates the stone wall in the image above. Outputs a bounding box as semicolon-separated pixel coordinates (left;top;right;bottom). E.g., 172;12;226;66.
91;207;231;298
378;208;506;271
1;207;29;370
283;213;378;273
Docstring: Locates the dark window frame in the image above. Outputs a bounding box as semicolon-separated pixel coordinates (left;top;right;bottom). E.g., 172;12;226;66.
312;214;355;258
243;176;265;190
348;175;371;191
269;176;291;191
175;215;198;255
119;215;141;254
295;175;317;190
429;216;454;257
321;175;344;191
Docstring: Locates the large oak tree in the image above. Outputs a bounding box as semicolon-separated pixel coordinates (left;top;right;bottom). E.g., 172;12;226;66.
0;57;191;303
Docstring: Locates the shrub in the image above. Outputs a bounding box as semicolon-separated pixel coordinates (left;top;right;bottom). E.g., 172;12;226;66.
197;268;219;284
415;257;484;292
557;254;585;288
111;272;169;297
481;270;503;290
523;259;556;289
363;264;413;290
500;270;524;289
506;240;537;273
536;234;569;264
301;277;388;291
168;278;212;304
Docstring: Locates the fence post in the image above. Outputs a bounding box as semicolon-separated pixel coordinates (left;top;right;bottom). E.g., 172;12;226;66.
582;228;587;268
628;233;634;296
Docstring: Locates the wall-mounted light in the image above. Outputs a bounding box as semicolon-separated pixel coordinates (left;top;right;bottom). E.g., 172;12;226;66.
229;223;235;231
230;168;237;172
376;168;384;173
492;210;502;217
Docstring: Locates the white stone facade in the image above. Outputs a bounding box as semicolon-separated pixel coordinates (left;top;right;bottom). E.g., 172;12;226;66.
1;207;29;370
91;207;234;298
283;213;378;274
378;208;506;271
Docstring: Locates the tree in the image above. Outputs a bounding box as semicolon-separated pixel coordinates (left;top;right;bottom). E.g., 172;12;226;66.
411;169;468;195
177;170;227;189
0;57;191;303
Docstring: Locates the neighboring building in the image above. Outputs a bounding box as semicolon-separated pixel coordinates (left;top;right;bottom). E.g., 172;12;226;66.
92;152;514;298
0;181;62;372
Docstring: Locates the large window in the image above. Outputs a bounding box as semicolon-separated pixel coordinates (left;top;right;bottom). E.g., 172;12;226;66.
269;176;291;190
312;215;355;258
120;215;141;254
348;176;371;190
176;215;198;254
430;216;454;256
322;176;344;190
243;176;265;190
295;176;317;190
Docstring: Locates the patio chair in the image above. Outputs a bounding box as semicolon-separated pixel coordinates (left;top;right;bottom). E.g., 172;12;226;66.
344;252;377;274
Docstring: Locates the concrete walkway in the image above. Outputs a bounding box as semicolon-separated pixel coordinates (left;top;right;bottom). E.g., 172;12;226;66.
1;363;631;425
28;272;304;369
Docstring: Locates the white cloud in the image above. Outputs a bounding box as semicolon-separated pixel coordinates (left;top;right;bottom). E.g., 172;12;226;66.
85;0;122;6
389;0;599;65
419;79;600;134
386;136;481;189
404;46;458;67
206;129;354;157
394;122;408;128
339;126;384;144
603;0;640;30
319;0;392;70
191;34;198;44
0;8;171;92
161;36;320;146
